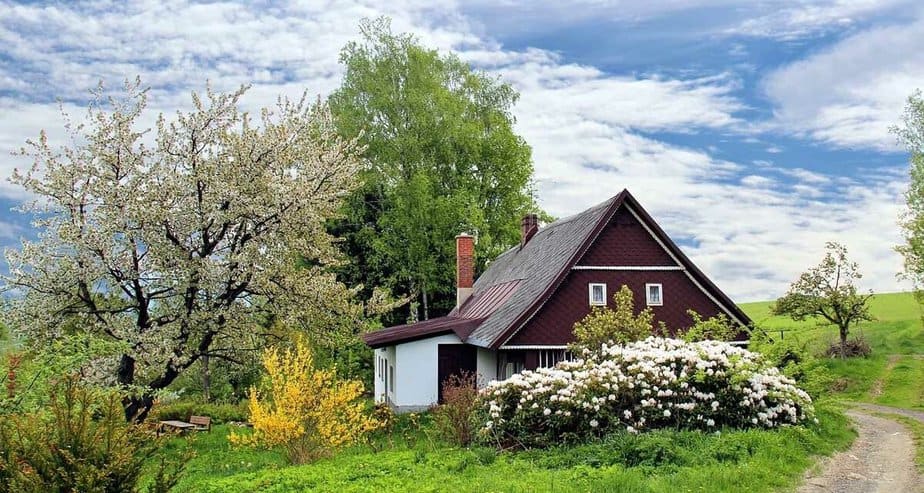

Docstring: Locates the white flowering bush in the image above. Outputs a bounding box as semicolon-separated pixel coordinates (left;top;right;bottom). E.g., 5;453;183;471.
477;337;814;448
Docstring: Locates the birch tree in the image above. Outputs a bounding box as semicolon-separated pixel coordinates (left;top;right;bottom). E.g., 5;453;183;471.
4;80;372;419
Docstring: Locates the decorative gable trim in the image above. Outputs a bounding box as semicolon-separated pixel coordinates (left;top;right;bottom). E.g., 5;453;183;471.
622;204;748;327
572;265;684;271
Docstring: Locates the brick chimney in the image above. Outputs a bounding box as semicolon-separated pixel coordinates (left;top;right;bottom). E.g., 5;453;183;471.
456;233;474;308
520;213;539;248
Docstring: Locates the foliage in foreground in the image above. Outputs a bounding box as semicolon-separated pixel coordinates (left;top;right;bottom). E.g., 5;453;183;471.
746;329;834;399
479;338;814;448
167;405;851;493
229;340;380;464
0;375;182;493
572;285;740;356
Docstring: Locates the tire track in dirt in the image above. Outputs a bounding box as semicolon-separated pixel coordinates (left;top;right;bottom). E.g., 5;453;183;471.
868;355;902;399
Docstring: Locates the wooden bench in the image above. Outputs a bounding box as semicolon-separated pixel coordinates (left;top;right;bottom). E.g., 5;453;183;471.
158;419;197;435
189;415;212;432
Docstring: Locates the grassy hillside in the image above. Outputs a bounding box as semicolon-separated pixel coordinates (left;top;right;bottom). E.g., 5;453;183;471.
741;292;924;410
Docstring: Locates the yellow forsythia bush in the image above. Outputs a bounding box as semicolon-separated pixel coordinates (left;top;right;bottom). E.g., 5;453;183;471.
229;339;380;463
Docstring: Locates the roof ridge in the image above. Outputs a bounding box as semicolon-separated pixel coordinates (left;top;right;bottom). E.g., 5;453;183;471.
540;195;616;230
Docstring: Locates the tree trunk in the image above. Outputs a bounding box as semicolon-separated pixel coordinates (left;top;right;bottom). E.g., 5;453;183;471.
123;394;155;422
422;286;429;321
117;354;154;422
202;354;211;402
839;324;849;359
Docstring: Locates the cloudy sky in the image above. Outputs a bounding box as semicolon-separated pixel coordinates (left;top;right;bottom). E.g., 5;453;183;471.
0;0;920;302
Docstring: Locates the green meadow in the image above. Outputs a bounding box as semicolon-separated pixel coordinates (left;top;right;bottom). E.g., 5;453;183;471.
741;292;924;410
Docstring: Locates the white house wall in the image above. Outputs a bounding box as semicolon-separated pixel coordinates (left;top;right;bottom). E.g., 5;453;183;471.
374;345;397;405
393;333;462;411
373;347;386;404
476;347;497;387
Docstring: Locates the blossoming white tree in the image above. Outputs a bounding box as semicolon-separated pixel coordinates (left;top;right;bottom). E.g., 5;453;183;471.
4;79;372;419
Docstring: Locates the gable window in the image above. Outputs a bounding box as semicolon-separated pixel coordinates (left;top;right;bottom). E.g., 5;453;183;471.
589;283;607;306
646;283;663;306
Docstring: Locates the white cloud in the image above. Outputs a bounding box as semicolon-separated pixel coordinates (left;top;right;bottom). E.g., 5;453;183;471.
0;0;912;302
731;0;914;40
763;14;924;150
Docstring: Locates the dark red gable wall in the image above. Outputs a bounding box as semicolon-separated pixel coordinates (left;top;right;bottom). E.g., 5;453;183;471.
579;207;677;266
506;270;726;346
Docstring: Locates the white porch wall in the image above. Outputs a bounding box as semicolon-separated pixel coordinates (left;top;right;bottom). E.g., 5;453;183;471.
373;347;385;404
393;333;462;410
476;347;497;387
384;346;396;404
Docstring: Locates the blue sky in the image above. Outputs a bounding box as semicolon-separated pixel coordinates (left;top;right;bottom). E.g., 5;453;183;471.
0;0;921;301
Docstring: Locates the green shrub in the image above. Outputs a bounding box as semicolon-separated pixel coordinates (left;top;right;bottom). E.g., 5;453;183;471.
0;375;182;492
681;311;739;342
749;329;833;399
432;372;479;446
571;285;663;353
150;400;248;424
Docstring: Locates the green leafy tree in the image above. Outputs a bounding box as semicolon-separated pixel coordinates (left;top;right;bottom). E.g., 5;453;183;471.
680;311;739;342
328;18;540;321
571;285;662;353
894;90;924;306
772;242;873;359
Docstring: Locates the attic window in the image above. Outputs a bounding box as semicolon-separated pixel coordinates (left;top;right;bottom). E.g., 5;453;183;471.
646;283;663;306
589;283;606;306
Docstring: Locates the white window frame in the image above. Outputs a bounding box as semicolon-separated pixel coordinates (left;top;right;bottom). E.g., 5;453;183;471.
646;283;663;306
588;283;607;306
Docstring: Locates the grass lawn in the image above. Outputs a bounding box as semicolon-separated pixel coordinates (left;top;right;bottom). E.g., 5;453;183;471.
740;292;924;410
156;406;853;493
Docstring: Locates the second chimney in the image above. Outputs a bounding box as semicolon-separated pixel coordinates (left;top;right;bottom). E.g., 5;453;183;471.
521;213;538;248
456;233;474;308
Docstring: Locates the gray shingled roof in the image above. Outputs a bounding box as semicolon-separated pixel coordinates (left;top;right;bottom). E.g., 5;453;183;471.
464;195;617;347
362;189;752;350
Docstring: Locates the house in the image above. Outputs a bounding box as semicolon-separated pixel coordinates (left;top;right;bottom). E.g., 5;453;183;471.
362;189;752;412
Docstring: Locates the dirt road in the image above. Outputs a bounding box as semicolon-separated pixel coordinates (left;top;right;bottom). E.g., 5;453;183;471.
797;408;921;493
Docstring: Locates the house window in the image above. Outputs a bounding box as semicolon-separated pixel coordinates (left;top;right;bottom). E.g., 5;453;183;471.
538;350;573;368
498;352;526;380
589;283;607;306
389;365;395;392
646;283;663;306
